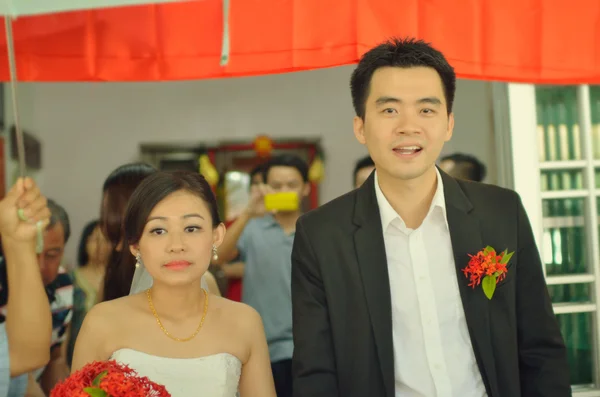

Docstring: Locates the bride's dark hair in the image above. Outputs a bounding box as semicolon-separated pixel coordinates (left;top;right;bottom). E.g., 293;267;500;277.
123;171;221;247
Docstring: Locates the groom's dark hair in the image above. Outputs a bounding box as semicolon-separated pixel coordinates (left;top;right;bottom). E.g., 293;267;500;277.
350;37;456;119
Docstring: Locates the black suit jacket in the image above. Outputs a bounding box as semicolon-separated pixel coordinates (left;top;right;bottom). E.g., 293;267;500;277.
291;170;571;397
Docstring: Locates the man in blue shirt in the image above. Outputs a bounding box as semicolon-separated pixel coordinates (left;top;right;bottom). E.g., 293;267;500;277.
215;154;310;397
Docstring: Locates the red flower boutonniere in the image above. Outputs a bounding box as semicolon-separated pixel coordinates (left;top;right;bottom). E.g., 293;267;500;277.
462;246;514;300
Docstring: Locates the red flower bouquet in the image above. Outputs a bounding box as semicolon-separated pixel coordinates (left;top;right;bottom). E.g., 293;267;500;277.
462;245;514;300
51;360;171;397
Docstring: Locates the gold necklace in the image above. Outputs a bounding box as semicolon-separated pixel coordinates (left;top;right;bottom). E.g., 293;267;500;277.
146;288;208;342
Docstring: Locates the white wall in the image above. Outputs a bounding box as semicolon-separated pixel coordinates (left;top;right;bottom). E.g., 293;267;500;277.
3;82;44;189
441;80;497;181
4;66;496;264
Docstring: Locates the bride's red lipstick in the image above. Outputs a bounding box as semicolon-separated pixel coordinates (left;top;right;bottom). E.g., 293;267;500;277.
164;260;192;270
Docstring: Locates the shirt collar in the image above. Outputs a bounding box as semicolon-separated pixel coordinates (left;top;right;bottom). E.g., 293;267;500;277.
374;167;448;232
259;214;296;235
261;214;279;228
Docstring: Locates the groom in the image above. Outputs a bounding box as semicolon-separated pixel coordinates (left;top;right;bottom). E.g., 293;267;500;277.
290;38;570;397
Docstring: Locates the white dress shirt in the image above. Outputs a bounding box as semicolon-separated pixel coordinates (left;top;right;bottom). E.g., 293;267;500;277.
374;170;487;397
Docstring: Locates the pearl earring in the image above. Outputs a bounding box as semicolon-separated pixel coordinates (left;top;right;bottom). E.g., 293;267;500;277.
135;253;142;268
212;245;219;261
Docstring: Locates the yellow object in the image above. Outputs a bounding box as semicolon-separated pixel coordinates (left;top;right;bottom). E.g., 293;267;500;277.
264;192;299;212
198;154;219;187
308;155;325;183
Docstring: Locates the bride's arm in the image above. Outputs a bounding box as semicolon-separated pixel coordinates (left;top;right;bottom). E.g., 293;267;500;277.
70;303;111;372
238;308;277;397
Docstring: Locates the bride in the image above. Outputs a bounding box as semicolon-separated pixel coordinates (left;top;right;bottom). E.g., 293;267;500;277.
72;171;277;397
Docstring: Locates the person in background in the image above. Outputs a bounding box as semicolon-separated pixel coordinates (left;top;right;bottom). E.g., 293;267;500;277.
100;163;158;302
1;198;73;396
353;155;375;188
249;162;268;187
439;152;486;182
215;154;310;397
217;162;270;302
30;199;73;395
66;220;111;367
0;178;52;397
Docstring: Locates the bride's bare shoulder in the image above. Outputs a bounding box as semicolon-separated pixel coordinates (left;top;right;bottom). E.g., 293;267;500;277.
84;294;145;328
211;296;264;334
72;294;147;369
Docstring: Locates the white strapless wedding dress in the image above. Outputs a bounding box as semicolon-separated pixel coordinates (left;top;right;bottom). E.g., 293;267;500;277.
111;349;242;397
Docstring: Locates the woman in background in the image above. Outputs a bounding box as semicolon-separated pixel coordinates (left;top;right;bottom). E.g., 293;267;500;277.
100;163;157;302
66;220;110;366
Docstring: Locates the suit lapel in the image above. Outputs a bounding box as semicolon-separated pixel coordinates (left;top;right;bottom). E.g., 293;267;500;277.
353;174;395;397
442;172;500;397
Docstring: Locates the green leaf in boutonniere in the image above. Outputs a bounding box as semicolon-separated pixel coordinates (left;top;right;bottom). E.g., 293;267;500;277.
482;275;497;299
83;388;108;397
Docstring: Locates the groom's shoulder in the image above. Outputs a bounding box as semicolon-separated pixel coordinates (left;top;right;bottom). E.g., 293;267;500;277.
457;177;516;196
454;178;520;211
298;189;358;229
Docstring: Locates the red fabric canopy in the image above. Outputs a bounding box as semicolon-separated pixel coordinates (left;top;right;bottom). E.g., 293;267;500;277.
0;0;598;83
